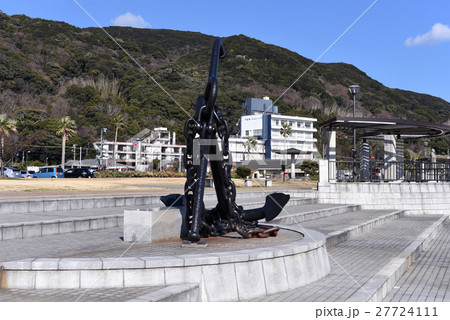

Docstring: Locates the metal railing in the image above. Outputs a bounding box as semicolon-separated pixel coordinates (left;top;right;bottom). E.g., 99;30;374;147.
329;160;450;182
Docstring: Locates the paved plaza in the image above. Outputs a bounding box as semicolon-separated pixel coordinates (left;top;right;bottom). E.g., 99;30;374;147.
0;190;449;302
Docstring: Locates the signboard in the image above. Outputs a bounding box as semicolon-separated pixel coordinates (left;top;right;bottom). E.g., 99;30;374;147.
370;155;375;161
132;141;140;151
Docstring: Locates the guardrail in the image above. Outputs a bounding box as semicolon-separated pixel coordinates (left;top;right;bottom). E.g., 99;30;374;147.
329;160;450;182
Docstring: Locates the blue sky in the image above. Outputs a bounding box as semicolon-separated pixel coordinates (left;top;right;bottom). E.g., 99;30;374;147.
2;0;450;103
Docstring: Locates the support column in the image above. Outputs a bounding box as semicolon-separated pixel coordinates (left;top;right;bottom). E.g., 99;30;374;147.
326;131;336;181
178;148;182;173
384;135;397;180
291;154;295;180
431;148;437;181
360;139;370;181
396;136;404;180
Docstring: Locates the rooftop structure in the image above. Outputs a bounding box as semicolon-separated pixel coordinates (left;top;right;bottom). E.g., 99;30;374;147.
244;96;278;115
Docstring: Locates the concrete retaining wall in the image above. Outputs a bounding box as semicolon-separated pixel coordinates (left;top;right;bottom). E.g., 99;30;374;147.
318;182;450;215
0;227;331;302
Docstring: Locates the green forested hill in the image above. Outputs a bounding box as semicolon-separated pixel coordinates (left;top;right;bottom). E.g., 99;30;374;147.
0;12;449;165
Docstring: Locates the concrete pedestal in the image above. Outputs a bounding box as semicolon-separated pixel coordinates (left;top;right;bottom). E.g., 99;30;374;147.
124;208;184;242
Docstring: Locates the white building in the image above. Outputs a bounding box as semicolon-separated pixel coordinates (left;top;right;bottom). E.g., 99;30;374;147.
231;97;318;161
94;127;185;171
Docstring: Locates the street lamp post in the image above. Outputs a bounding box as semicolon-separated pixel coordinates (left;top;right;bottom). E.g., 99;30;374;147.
72;144;76;168
349;84;360;182
100;128;107;169
26;151;30;168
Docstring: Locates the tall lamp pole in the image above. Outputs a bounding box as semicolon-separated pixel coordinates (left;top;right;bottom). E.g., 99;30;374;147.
72;144;76;168
348;85;360;181
100;128;107;169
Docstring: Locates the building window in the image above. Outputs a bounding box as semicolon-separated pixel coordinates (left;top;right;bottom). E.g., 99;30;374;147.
245;130;250;136
253;129;262;136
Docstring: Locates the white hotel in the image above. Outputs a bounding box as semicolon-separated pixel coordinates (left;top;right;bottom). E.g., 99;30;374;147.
229;97;318;163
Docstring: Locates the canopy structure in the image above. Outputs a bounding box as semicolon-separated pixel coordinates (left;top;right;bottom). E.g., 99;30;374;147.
275;148;313;180
318;117;450;139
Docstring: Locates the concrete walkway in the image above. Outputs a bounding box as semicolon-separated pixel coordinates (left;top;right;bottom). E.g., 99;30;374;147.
250;215;445;302
383;220;450;302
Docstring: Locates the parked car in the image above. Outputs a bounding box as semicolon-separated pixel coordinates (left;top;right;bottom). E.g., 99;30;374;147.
64;168;93;178
32;166;64;178
21;170;35;178
4;167;22;178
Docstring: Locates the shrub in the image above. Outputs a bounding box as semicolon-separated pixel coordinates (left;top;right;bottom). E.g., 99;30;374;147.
236;166;251;179
300;160;319;177
93;170;185;178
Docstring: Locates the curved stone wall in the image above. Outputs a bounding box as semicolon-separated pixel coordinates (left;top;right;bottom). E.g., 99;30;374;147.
0;226;330;301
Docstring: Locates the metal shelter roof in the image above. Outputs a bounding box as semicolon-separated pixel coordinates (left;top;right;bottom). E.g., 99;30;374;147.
318;117;450;139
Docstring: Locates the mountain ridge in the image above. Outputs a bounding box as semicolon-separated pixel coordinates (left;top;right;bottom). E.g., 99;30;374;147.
0;12;449;164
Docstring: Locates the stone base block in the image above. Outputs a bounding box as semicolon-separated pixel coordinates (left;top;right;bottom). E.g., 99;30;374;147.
123;208;184;242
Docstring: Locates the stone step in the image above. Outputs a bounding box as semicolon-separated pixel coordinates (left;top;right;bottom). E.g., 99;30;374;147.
301;209;406;247
0;214;123;242
0;284;200;302
272;203;406;248
272;204;361;226
250;214;446;302
0;196;313;242
0;190;312;215
127;284;200;302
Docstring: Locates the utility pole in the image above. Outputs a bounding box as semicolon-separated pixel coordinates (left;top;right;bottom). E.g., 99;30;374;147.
79;146;82;168
72;144;76;168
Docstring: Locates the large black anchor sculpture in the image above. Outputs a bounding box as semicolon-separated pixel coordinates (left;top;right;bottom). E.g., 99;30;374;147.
161;38;290;244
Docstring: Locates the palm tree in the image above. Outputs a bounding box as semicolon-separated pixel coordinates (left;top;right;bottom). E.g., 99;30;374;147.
279;122;292;181
242;136;257;161
0;114;17;177
280;122;292;149
113;114;126;166
56;116;77;168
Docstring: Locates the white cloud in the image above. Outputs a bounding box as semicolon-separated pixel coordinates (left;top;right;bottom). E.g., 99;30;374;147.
112;12;151;28
405;23;450;46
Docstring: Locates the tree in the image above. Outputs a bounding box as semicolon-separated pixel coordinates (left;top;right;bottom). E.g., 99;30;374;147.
56;116;77;168
113;114;126;166
280;122;292;154
242;136;257;161
236;166;251;179
0;114;17;177
280;122;292;140
300;160;319;177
